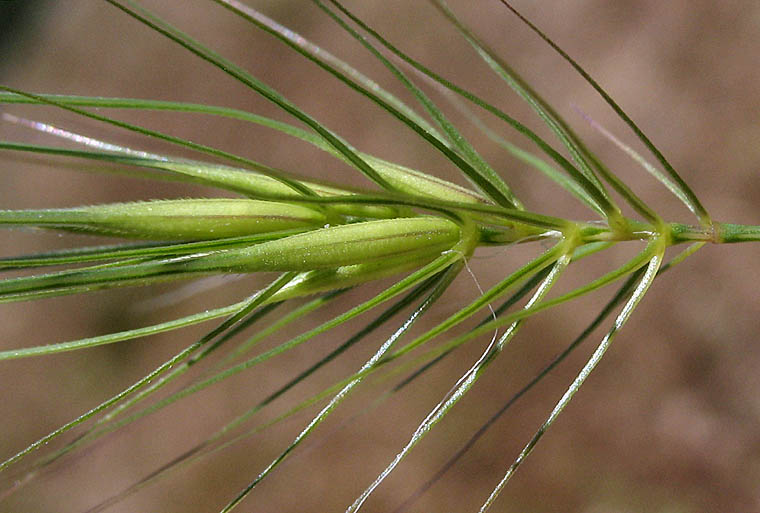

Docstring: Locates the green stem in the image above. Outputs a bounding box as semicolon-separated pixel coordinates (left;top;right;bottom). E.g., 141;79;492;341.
670;222;760;243
715;223;760;243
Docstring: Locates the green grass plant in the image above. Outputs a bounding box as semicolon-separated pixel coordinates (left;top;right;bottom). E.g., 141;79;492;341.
1;1;758;511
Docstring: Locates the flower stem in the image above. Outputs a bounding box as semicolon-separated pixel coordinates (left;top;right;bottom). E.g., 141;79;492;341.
670;222;760;243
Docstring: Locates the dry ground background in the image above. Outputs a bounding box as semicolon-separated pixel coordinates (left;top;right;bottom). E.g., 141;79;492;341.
1;1;759;512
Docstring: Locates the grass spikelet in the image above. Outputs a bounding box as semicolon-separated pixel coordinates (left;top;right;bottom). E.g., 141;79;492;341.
1;2;758;512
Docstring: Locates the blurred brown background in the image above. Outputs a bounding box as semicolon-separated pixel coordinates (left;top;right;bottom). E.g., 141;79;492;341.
1;1;759;512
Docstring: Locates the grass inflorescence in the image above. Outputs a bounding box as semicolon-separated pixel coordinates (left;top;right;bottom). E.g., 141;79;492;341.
1;1;758;512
